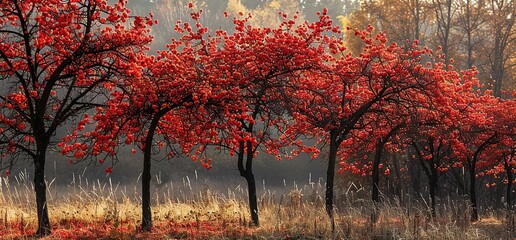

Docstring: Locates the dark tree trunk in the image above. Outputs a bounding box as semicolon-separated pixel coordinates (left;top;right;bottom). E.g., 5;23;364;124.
507;168;513;211
391;153;403;201
141;113;162;231
238;140;259;226
449;168;467;195
372;138;383;203
245;140;259;226
409;146;421;195
468;133;497;222
413;141;439;219
372;125;402;205
469;166;478;221
373;125;403;212
429;173;438;218
325;130;339;218
505;152;514;211
245;172;259;225
141;148;152;231
34;141;51;236
371;138;384;223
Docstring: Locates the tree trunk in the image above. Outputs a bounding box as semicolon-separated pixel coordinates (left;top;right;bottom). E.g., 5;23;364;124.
141;148;152;231
413;141;439;219
409;146;421;195
371;138;384;223
469;166;478;221
392;153;403;201
141;114;162;231
507;169;513;211
372;139;383;204
429;173;438;219
325;130;339;218
238;140;259;226
245;172;259;226
245;140;259;226
468;133;497;222
505;153;514;211
372;126;402;206
34;142;51;236
414;0;421;41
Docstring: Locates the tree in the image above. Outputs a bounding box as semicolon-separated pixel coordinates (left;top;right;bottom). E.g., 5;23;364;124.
430;0;458;65
409;130;455;218
486;0;514;97
337;108;406;223
440;70;515;221
343;0;431;55
455;0;488;69
453;92;500;221
60;7;234;231
404;64;476;218
208;11;329;226
482;97;516;212
0;0;153;235
285;22;443;225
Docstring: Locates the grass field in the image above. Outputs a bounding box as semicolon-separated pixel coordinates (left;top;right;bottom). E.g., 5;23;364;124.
0;171;514;239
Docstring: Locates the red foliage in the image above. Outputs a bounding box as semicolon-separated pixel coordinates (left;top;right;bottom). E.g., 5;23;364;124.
0;0;154;234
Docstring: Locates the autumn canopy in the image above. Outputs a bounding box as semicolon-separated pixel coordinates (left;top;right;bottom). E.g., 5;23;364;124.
0;0;514;236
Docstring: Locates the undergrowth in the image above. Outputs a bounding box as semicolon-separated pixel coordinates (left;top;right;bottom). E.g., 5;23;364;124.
0;170;513;239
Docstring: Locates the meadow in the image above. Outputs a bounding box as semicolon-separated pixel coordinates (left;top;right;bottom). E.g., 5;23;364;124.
0;170;513;239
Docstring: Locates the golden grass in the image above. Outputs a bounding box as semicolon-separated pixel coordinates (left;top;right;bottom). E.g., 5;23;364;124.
0;172;514;239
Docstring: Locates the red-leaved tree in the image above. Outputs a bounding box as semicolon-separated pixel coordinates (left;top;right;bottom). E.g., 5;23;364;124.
60;8;232;231
0;0;153;235
405;61;478;218
285;26;442;224
203;11;331;226
337;105;407;222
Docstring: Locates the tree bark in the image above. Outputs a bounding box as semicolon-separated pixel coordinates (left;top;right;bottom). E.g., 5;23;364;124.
245;140;259;226
469;167;478;221
34;142;51;236
432;0;454;65
429;173;438;218
469;133;497;222
505;151;514;211
409;146;421;195
141;113;162;231
391;153;403;201
372;139;384;203
372;125;402;205
325;130;339;218
238;140;259;226
371;138;384;223
245;171;259;226
413;141;439;219
414;0;421;41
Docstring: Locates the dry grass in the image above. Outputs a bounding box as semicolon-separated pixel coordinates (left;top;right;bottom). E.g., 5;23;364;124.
0;171;514;239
